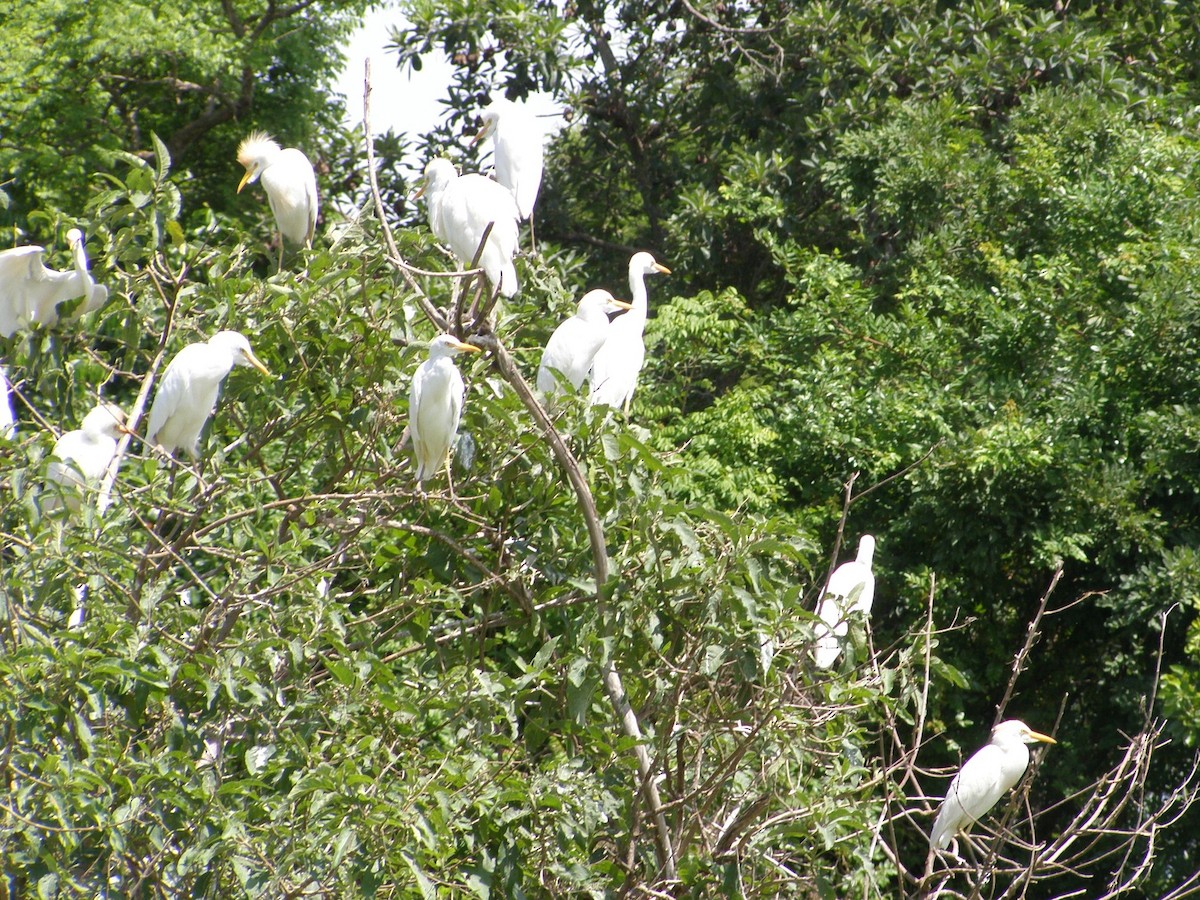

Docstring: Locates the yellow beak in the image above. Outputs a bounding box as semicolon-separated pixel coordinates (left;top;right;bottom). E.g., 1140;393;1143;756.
245;350;273;377
1028;730;1057;745
412;182;427;200
654;263;672;275
237;169;253;194
610;299;634;311
469;121;493;147
452;341;482;354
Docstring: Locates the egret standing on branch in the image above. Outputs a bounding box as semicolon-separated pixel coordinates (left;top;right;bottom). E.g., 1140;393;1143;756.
930;719;1057;852
146;331;273;460
472;98;544;248
590;252;671;412
45;402;127;513
0;228;108;337
419;158;521;298
409;334;481;486
537;290;632;396
237;132;318;271
812;534;876;669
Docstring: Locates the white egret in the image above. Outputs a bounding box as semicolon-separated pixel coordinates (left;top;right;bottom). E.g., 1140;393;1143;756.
471;97;545;224
1;365;16;439
930;719;1057;851
0;229;108;337
537;290;633;396
237;132;318;270
45;402;127;512
812;534;876;669
419;158;521;298
589;251;671;411
409;334;481;485
146;331;272;459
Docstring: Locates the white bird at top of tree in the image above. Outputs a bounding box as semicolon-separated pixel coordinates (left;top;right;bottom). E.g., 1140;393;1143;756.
537;289;632;397
472;97;545;246
930;719;1057;853
45;402;127;513
409;334;481;487
146;331;272;460
589;251;671;412
419;158;521;298
237;132;318;270
812;534;876;669
0;228;108;338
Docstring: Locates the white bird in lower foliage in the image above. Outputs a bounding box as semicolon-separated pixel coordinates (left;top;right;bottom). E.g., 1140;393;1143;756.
419;158;521;298
590;252;671;412
146;331;272;459
0;228;108;337
45;402;127;512
930;719;1057;852
237;131;319;269
813;534;876;669
471;97;545;224
537;290;632;396
0;366;15;439
409;334;481;485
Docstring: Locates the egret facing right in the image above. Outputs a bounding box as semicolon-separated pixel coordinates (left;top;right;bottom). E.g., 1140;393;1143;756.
930;719;1057;852
146;331;273;459
409;334;481;486
237;132;318;270
590;252;671;412
45;402;127;513
537;289;632;396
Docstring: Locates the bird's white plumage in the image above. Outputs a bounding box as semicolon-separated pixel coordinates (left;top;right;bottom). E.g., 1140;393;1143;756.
474;98;545;222
590;252;671;410
421;158;521;298
0;229;108;338
813;534;877;669
146;331;272;458
0;366;14;439
45;402;126;512
238;132;318;255
537;290;630;395
409;334;480;484
930;719;1057;851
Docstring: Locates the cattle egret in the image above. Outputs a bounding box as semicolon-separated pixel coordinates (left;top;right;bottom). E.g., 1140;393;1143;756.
472;98;545;224
589;252;671;411
237;132;318;270
813;534;876;668
419;158;521;298
0;229;108;337
146;331;272;459
930;719;1057;851
45;402;127;512
410;334;481;485
1;366;16;439
537;290;632;396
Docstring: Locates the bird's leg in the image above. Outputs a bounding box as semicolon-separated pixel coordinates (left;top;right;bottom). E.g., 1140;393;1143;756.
277;236;285;274
528;219;537;255
445;451;457;502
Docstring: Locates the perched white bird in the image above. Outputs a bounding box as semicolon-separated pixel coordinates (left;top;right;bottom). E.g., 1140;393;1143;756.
0;366;15;439
930;719;1057;851
537;290;632;396
0;228;108;337
812;534;877;669
472;97;545;223
589;251;671;411
45;402;127;512
146;331;272;459
409;334;481;485
237;131;319;269
419;158;521;298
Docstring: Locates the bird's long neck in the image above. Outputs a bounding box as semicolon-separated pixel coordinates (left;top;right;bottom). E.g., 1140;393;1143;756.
627;267;650;325
71;241;96;306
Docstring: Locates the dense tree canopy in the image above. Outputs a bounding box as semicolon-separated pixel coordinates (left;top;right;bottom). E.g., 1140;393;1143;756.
3;0;1200;896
